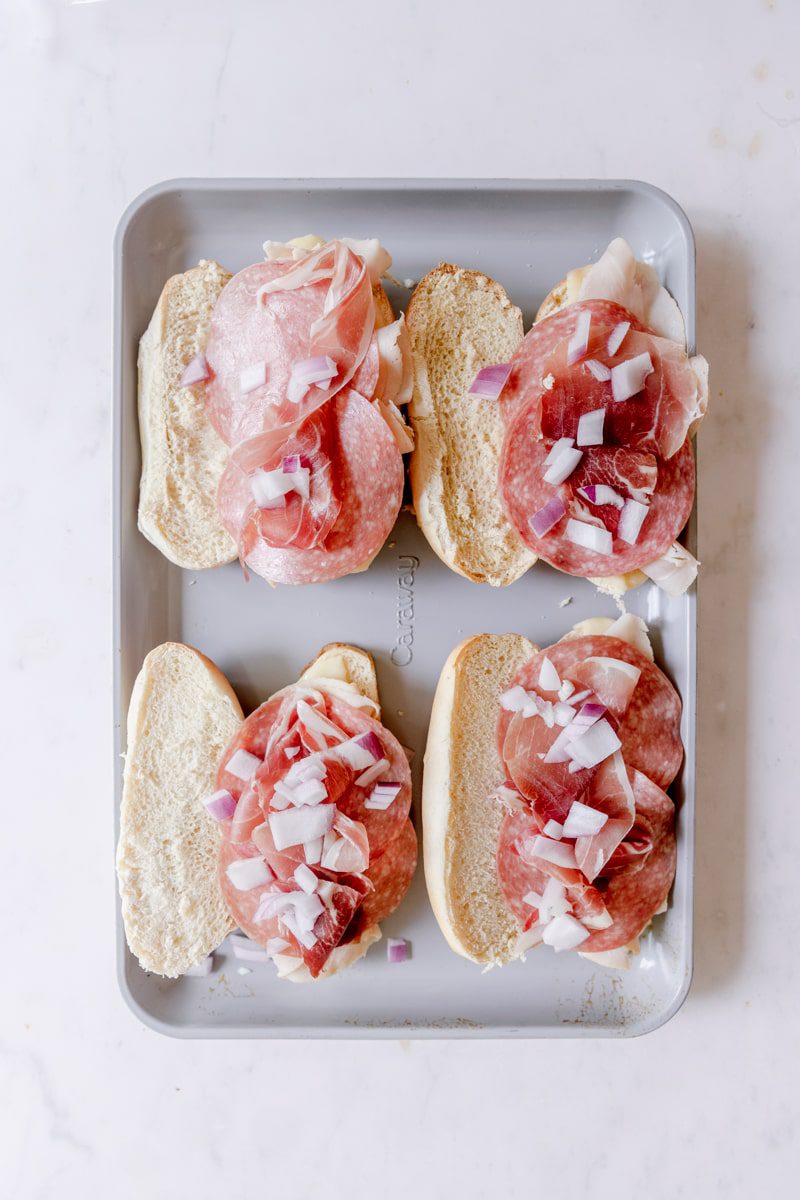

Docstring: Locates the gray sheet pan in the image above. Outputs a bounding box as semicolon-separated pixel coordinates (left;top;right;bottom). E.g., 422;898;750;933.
113;179;696;1038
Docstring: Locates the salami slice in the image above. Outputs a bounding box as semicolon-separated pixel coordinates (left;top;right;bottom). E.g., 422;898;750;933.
498;396;695;576
239;388;403;585
580;770;676;953
347;819;418;938
215;697;283;803
574;752;635;883
501;709;596;823
501;636;683;790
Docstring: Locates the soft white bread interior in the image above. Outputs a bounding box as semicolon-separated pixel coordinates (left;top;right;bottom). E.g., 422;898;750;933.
138;259;237;570
116;642;243;977
423;633;536;964
407;265;535;587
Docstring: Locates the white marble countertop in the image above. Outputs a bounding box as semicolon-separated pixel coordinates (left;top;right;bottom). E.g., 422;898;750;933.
4;0;799;1195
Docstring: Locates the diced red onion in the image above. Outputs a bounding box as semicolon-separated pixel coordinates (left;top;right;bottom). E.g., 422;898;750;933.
607;320;630;356
286;755;327;785
543;725;576;764
355;757;390;788
576;408;606;447
572;701;607;728
611;352;654;402
568;689;592;705
578;483;624;508
179;352;210;387
528;836;578;870
268;802;336;851
279;909;318;949
566;718;621;769
387;937;409;964
287;355;337;404
303;836;323;865
225;856;273;891
553;702;575;727
184;954;214;977
364;781;402;811
543;445;583;485
468;362;512;400
293;863;318;894
203;789;236;821
618;498;650;544
538;656;561;693
250;467;295;509
542;913;590;950
499;685;537;716
282;454;301;473
239;361;267;394
558;680;575;701
562;800;609;838
355;731;383;761
584;358;611;382
316;879;335;905
543;819;564;839
271;782;293;810
545;436;575;466
320;834;365;873
256;889;323;933
567;311;591;365
290;778;328;807
225;748;261;781
332;737;376;770
542;877;570;914
565;518;613;556
529;496;567;537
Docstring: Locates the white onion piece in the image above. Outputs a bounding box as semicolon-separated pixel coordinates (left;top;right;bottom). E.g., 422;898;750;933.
544;436;575;466
355;757;390;788
565;518;613;556
277;909;318;950
543;445;583;485
543;819;564;840
529;496;567;537
567;310;591;365
365;782;402;811
576;407;606;446
268;803;335;851
565;718;621;769
239;361;267;394
611;352;654;402
538;656;561;693
543;725;576;764
584;358;611;382
184;954;214;977
578;483;624;509
618;498;650;545
225;748;261;781
225;857;273;891
293;863;318;894
387;938;409;964
290;778;327;807
303;837;323;865
568;689;592;705
286;755;327;785
528;836;578;870
562;800;609;838
542;914;590;951
257;889;323;933
286;355;337;404
179;352;210;387
553;702;576;727
468;362;512;400
332;737;376;771
316;879;335;905
607;320;630;356
249;466;295;509
558;680;575;701
499;685;538;717
271;781;293;810
203;789;236;821
572;702;608;729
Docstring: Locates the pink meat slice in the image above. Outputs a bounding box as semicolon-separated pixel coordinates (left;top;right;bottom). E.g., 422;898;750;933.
568;655;642;719
573;752;636;882
205;243;374;445
568;446;658;537
239;388;403;585
580;770;676;953
501;708;597;824
346;819;418;938
501;637;683;790
498;396;695;576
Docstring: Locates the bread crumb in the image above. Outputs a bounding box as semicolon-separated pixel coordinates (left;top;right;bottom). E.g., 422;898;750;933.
403;278;416;289
559;595;573;608
236;966;252;976
543;374;555;390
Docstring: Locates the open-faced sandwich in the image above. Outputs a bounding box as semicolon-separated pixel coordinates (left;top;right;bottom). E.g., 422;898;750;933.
407;238;707;596
137;235;413;583
422;613;680;969
116;641;417;981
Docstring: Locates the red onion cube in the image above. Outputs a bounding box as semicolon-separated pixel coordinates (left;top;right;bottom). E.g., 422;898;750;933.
584;359;611;382
529;836;578;870
355;757;390;788
282;454;301;473
565;718;621;769
545;437;575;466
468;362;512;400
293;863;318;894
567;311;591;365
225;856;273;891
611;352;654;402
607;321;631;356
562;800;609;838
542;914;590;951
268;802;336;851
578;483;624;509
179;352;210;388
387;937;409;964
529;496;567;538
565;518;613;556
543;445;583;485
576;408;605;446
239;361;267;394
225;748;261;781
355;731;383;761
543;819;564;840
618;498;649;544
203;789;237;821
538;656;561;692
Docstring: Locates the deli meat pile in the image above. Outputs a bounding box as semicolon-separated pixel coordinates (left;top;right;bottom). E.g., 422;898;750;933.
210;682;416;977
187;238;412;585
494;631;680;958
